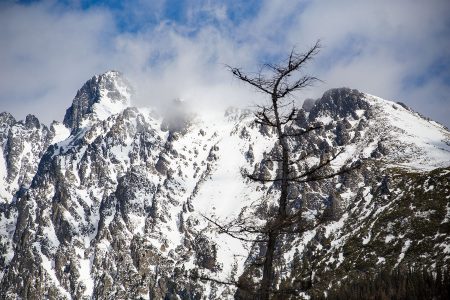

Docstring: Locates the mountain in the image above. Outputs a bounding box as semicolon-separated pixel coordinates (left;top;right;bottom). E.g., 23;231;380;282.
0;71;449;299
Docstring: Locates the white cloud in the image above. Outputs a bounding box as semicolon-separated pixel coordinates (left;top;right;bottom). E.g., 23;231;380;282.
110;24;259;114
0;0;449;127
0;1;116;122
284;0;450;125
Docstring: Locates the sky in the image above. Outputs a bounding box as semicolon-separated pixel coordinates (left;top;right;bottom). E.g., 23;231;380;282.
0;0;449;127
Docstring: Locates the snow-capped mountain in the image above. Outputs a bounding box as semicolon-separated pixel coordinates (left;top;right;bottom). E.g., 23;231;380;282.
63;70;132;132
0;71;449;299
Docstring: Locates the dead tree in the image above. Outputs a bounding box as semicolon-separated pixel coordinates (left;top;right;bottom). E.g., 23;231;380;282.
229;41;359;300
195;41;360;299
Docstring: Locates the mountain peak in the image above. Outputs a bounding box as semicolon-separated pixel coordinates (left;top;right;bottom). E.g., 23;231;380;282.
63;70;132;131
0;78;449;299
309;87;370;120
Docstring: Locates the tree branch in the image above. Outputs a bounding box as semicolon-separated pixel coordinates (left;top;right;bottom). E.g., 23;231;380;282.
292;160;362;183
289;148;346;181
201;214;268;243
227;66;273;95
282;124;322;138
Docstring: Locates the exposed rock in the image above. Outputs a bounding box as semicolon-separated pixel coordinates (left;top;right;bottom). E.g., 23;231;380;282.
1;73;449;300
302;98;316;112
63;71;131;132
309;87;369;120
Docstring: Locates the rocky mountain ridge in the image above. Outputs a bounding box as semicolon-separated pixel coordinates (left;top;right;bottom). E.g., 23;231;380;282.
0;71;449;299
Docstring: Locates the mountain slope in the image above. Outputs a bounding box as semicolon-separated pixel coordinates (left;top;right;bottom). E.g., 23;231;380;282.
0;72;449;299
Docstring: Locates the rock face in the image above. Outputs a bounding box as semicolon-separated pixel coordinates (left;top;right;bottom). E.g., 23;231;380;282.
63;70;131;132
0;72;449;299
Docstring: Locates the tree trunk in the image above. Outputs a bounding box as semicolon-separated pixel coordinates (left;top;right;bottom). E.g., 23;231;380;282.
259;95;291;300
229;44;321;298
260;230;277;300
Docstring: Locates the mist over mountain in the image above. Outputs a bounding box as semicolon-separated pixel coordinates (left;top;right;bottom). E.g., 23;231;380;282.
0;71;449;299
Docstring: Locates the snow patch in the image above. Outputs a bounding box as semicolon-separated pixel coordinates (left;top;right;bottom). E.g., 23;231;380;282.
394;239;411;268
51;122;70;144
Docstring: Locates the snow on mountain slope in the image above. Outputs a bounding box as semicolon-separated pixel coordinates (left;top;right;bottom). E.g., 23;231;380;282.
366;94;450;170
0;73;449;299
88;71;131;122
50;122;71;145
0;113;58;203
306;89;450;172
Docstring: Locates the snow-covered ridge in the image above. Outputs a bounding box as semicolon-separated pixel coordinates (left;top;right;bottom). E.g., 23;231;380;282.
306;88;450;171
364;93;450;170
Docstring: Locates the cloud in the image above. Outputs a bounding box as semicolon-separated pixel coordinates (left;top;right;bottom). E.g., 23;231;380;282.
0;0;449;127
0;1;116;123
110;24;259;114
0;1;262;123
283;0;450;125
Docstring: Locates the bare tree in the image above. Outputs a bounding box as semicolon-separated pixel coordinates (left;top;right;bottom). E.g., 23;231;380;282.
195;41;360;299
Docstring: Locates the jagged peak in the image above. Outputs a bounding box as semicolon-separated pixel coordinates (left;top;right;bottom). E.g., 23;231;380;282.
309;88;369;120
12;114;43;130
0;112;16;127
24;114;41;129
63;70;132;132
